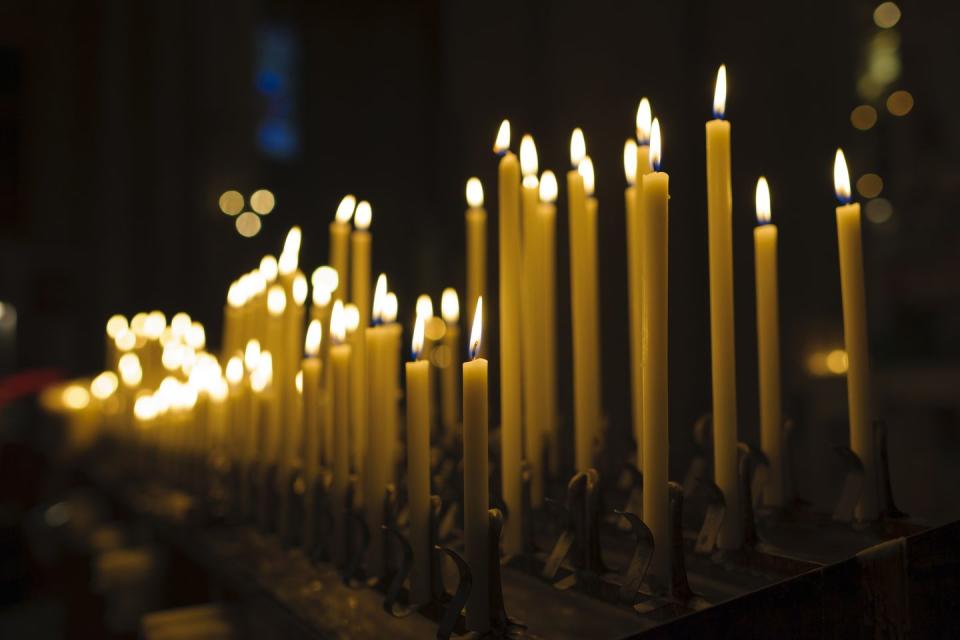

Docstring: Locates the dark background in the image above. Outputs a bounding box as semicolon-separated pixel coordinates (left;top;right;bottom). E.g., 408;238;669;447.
1;0;959;518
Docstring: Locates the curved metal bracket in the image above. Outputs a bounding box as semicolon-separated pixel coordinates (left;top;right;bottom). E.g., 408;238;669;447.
613;509;654;603
669;481;694;602
382;525;414;617
694;479;726;554
435;545;471;640
832;445;864;523
875;420;906;520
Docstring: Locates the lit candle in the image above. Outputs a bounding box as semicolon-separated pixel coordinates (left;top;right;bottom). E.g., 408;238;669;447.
302;320;323;493
225;355;246;475
706;65;742;549
568;131;602;471
382;291;402;470
405;313;431;604
329;301;352;565
834;149;877;520
463;299;489;632
363;275;391;574
352;202;373;325
538;171;559;476
465;177;486;356
330;195;355;303
520;134;545;505
753;177;784;507
344;304;366;479
628;98;652;468
495;120;523;556
287;272;308;471
440;288;460;436
642;119;670;586
265;287;286;470
105;315;127;371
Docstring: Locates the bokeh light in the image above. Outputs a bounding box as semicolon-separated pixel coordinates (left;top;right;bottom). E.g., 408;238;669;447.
236;211;262;237
219;190;244;216
250;189;276;215
886;90;914;116
865;198;894;224
825;349;849;375
873;2;901;29
856;173;884;199
850;105;878;131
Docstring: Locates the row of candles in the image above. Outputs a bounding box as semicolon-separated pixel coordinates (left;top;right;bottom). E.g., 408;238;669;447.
50;65;876;633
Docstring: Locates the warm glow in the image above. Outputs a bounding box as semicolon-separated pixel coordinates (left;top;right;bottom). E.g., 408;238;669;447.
236;211;261;237
411;313;425;360
244;339;261;371
186;322;205;350
344;304;360;332
209;377;228;402
649;118;662;171
520;134;538;177
713;64;727;119
227;282;243;309
90;371;119;400
330;301;347;343
373;274;388;323
130;312;148;336
295;370;303;394
441;288;459;323
850;105;878;131
267;285;287;316
171;312;191;337
106;314;128;338
834;148;851;203
313;285;331;307
540;170;558;203
219;190;244;216
279;226;302;274
250;189;275;215
886;90;914;116
292;273;308;305
826;349;849;375
873;2;901;29
623;139;637;186
578;156;595;196
569;128;586;169
755;177;771;224
260;255;278;282
636;98;652;144
494;119;511;154
305;319;322;357
335;195;356;223
311;266;339;294
416;294;434;319
144;311;166;340
248;270;267;295
62;384;90;410
134;395;158;421
469;297;483;360
226;356;244;385
251;352;273;392
466;177;484;208
115;328;136;352
162;343;185;371
857;173;884;199
118;353;142;387
384;292;398;323
354;201;372;230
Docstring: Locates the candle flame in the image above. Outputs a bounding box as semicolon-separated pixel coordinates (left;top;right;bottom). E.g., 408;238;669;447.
354;201;372;230
441;288;459;323
90;371;119;400
130;312;148;336
522;175;539;191
330;301;346;344
623;139;637;185
469;296;483;360
227;281;245;308
834;148;852;203
466;177;484;208
244;339;261;371
578;156;595;196
267;285;287;316
144;311;166;340
713;64;727;119
106;314;128;338
186;322;205;350
335;195;357;223
295;370;303;394
259;255;279;282
636;98;652;144
280;227;302;273
344;304;360;332
171;312;190;338
305;319;322;356
248;270;267;295
210;377;228;402
118;353;143;387
226;355;244;384
384;292;398;323
416;294;434;319
649;118;662;171
62;384;90;410
134;395;158;421
494;119;511;154
251;352;273;392
313;286;331;307
372;273;388;323
756;177;771;224
540;170;558;203
411;313;425;360
311;266;339;294
520;134;538;177
292;273;308;305
570;128;586;168
114;328;135;352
